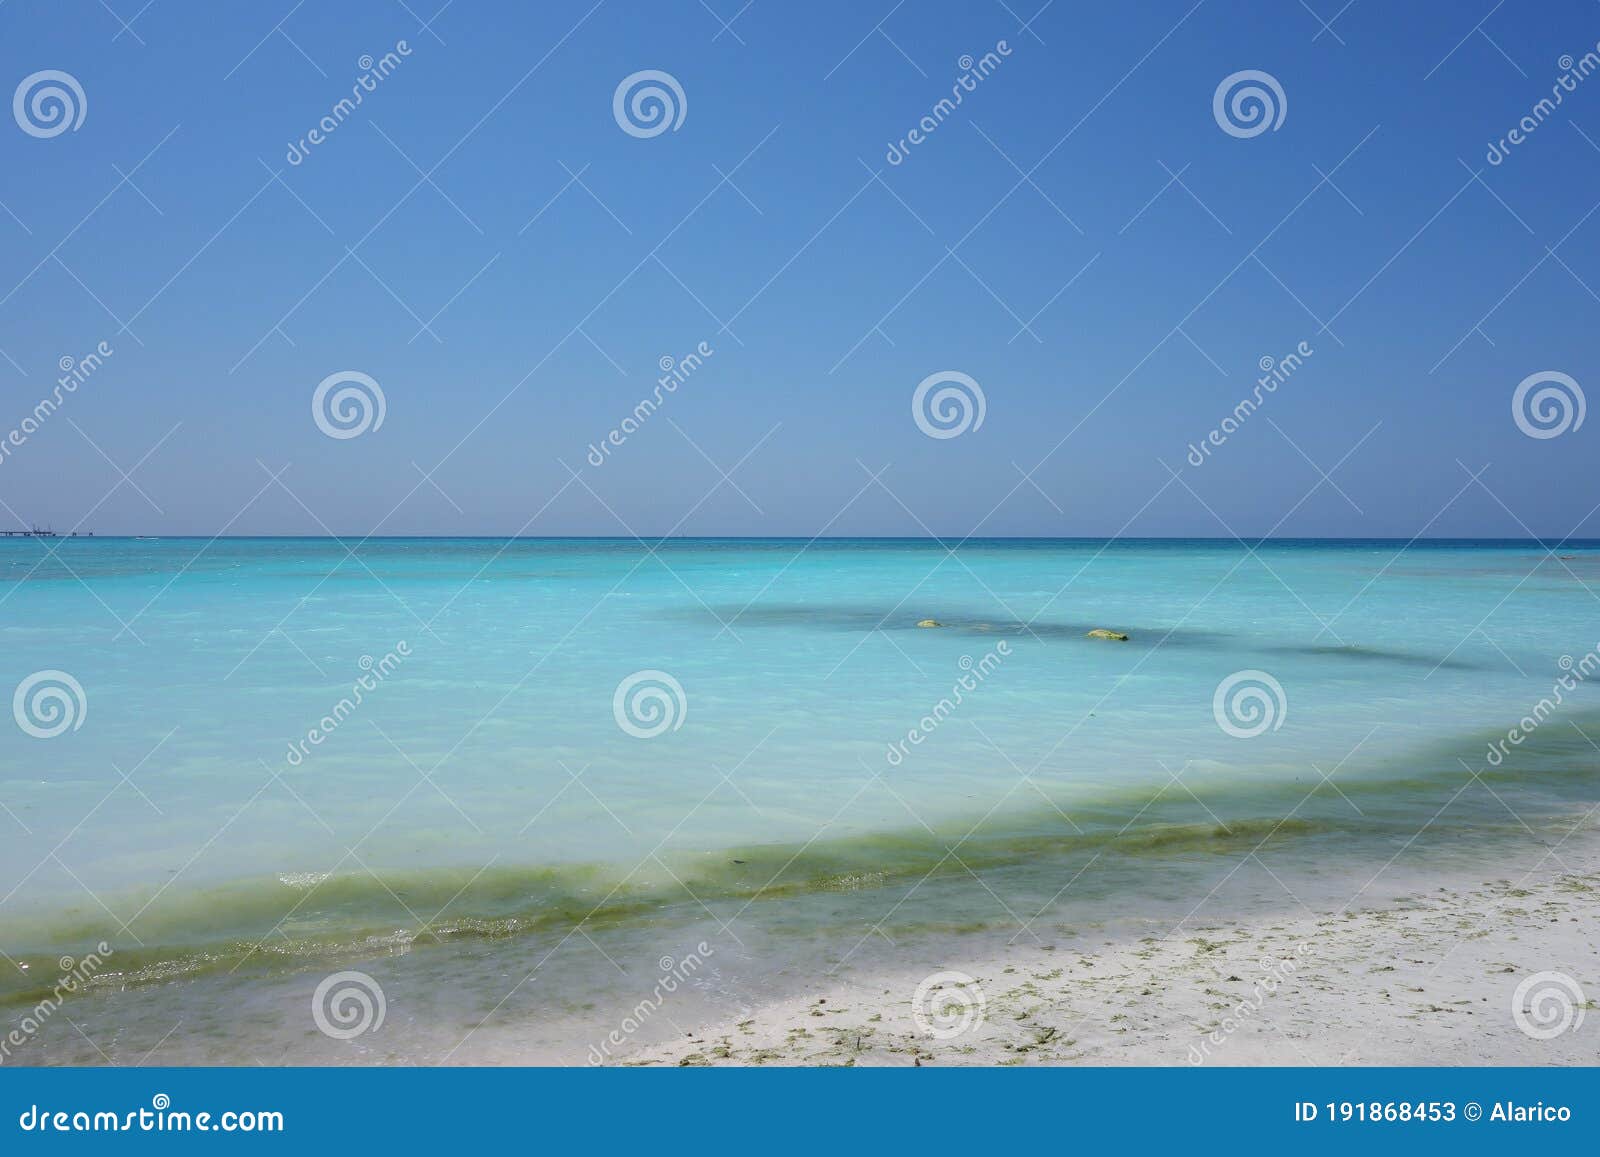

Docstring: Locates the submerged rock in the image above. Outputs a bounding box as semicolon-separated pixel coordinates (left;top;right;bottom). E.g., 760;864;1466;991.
1086;628;1129;641
915;619;943;628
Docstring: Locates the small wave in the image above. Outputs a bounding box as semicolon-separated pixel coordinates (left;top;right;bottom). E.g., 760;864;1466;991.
276;872;332;889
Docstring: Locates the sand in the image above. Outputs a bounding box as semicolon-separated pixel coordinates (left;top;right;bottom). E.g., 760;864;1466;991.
620;853;1600;1066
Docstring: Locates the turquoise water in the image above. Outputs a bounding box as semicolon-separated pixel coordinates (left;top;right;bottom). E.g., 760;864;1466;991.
2;538;1598;1018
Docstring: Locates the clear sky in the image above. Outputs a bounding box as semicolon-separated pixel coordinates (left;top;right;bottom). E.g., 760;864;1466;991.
2;0;1598;537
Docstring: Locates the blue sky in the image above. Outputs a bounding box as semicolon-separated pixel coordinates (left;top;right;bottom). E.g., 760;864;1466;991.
2;0;1598;536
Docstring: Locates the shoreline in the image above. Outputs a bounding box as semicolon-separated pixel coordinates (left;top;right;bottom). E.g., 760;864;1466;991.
8;820;1596;1065
615;839;1600;1067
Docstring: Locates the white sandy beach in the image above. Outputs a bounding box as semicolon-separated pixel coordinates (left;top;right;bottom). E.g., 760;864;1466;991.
620;844;1600;1067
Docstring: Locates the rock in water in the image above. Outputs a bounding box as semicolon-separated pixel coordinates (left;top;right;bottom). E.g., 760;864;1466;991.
1086;628;1129;641
916;619;943;628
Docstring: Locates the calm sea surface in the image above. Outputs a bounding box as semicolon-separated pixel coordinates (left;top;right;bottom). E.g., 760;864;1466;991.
2;538;1596;1061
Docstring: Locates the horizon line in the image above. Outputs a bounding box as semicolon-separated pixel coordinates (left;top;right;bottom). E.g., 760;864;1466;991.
8;534;1600;544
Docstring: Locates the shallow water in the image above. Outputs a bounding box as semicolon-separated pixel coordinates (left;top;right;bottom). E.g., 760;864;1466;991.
2;538;1597;1061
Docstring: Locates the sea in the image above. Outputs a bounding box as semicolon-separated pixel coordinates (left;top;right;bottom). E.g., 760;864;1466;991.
2;537;1596;1063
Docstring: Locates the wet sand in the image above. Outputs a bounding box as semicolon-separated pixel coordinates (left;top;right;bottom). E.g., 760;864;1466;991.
621;838;1600;1066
